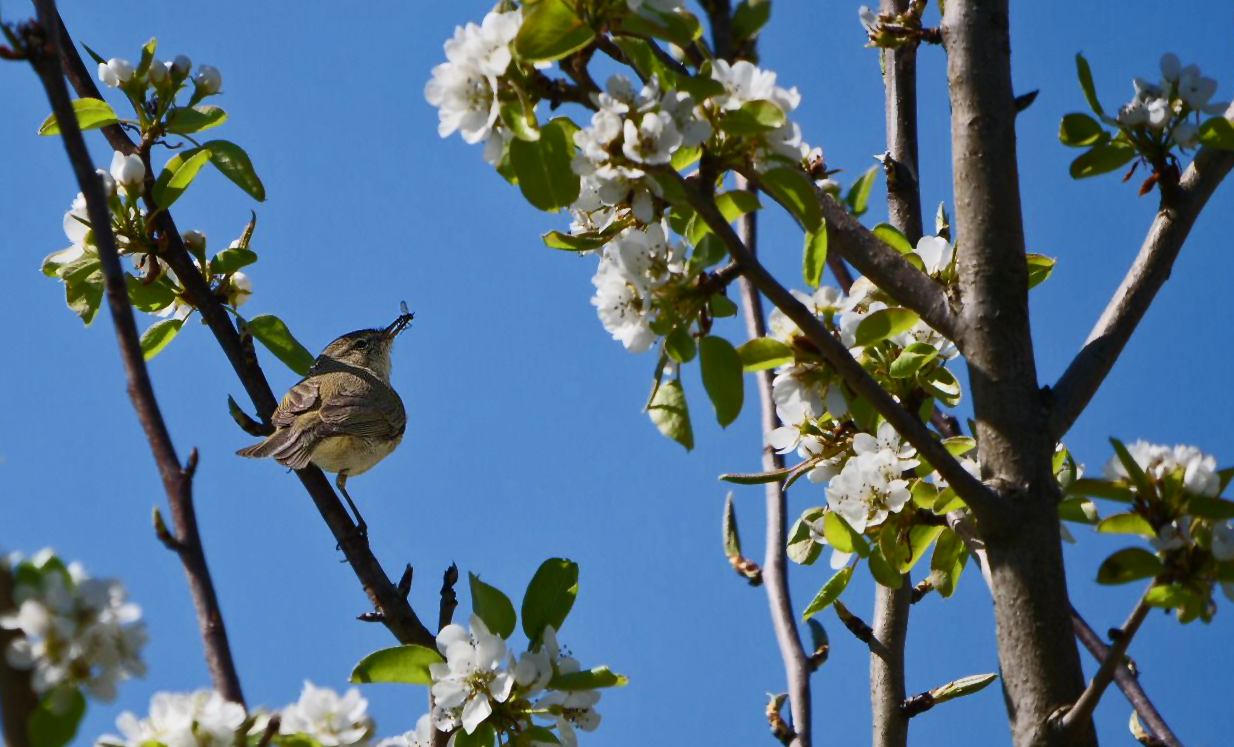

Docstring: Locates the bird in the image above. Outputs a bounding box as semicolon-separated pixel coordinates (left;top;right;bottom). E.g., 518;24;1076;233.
237;306;414;535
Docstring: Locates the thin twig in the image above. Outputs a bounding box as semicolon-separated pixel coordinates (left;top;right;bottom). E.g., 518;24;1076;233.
735;177;812;747
27;3;245;706
438;565;459;633
1049;127;1234;441
1055;588;1153;737
0;566;37;747
676;172;993;516
53;10;436;650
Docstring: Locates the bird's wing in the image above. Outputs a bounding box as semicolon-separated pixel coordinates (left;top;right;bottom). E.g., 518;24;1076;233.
271;378;321;428
319;384;406;440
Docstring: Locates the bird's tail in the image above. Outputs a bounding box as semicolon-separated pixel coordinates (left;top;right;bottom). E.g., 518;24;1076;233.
236;429;316;470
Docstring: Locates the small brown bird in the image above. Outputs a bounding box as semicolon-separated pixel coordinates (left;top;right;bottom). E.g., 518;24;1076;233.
237;307;413;534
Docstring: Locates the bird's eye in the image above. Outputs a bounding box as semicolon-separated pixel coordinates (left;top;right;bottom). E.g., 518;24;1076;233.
354;339;368;350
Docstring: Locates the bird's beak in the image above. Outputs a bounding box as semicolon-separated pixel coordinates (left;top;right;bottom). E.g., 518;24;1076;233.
383;309;414;340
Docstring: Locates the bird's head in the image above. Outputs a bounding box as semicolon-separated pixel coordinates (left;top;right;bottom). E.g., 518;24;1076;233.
316;309;414;381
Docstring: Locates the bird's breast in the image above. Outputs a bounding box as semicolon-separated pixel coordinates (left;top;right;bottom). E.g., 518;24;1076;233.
310;433;403;476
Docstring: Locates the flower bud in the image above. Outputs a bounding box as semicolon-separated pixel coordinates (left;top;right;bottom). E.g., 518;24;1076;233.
95;168;117;197
97;58;135;88
171;55;192;76
182;230;207;255
147;60;169;85
109;151;145;191
194;65;222;95
227;272;252;308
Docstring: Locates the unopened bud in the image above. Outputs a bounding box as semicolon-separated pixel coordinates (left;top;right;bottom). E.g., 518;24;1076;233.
194;65;222;95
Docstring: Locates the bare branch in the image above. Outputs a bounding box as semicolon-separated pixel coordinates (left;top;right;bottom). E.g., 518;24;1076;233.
0;566;37;747
53;11;436;651
734;178;811;747
438;564;460;632
1055;588;1153;737
27;2;245;705
677;172;994;516
1049;137;1234;440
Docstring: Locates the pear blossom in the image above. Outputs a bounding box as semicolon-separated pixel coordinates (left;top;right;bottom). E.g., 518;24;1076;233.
535;690;601;747
279;682;373;747
621;112;682;165
171;55;192;75
771;364;826;425
97;58;134;88
914;235;954;276
1212;521;1234;562
853;421;920;476
425;10;523;151
375;715;435;747
226;272;252;308
430;615;515;735
710;60;780;111
110;152;145;195
147;60;169;85
1102;440;1221;497
101;690;245;747
1151;518;1191;553
194;65;222;95
589;222;685;352
824;450;912;532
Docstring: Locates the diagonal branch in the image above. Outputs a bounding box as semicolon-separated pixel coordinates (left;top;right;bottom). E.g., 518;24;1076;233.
677;173;994;516
52;11;435;650
735;179;812;747
737;168;959;344
1049;136;1234;441
27;0;245;705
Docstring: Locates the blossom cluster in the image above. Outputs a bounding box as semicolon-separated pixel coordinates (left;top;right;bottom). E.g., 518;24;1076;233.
428;616;601;747
98;53;222;100
1102;440;1222;497
0;549;147;702
1113;53;1227;151
589;220;689;352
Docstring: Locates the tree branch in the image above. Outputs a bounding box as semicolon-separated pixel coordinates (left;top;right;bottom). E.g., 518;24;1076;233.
1049;136;1234;441
52;11;436;650
1055;588;1153;737
27;1;245;706
0;566;37;747
677;173;994;516
734;178;812;747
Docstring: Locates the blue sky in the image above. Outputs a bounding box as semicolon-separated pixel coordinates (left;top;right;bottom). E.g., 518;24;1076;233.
2;1;1232;745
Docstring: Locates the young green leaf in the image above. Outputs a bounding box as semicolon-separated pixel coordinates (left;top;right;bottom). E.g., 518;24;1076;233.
872;223;913;254
209;247;258;276
844;166;877;217
154;147;212;209
919;367;962;406
761;167;822;232
715;189;762;223
665;326;697;363
1110;438;1154;497
732;0;772;40
1096;548;1162;585
515;0;596;62
787;517;823;565
549;666;629;690
889;342;939;379
1070;141;1136;179
867;545;903;588
618;7;703;48
453;724;496;747
1198;117;1234;150
737;337;793;372
822;511;867;555
202;140;266;201
930;673;999;704
718;100;786;135
542;231;611;251
802;220;828;288
1058;496;1100;525
1059;113;1107;147
245;315;315;375
802;565;854;620
1067;478;1134;502
126;274;177;312
350;645;444;684
62;256;105;326
612;36;683;89
165;105;228;134
1026;254;1056;289
500;97;540;142
1075;53;1105;116
854;307;919;346
522;558;580;647
1096;512;1155;537
38;98;119;136
721;465;796;485
648;378;694;450
699;336;744;427
510;119;580;212
930;528;968;598
140;319;184;360
469;573;517;639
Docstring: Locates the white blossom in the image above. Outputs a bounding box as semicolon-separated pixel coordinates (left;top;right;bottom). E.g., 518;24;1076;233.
102;690;245;747
1102;440;1221;497
375;715;435;747
858;6;880;35
852;421;920;476
824;450;912;532
430;615;514;735
426;10;522;151
279;682;373;747
110;151;145;195
97;58;134;88
589;223;684;352
914;235;954;276
226;272;252;308
710;60;779;111
194;65;222;94
1212;521;1234;562
621;112;682;165
147;60;169;85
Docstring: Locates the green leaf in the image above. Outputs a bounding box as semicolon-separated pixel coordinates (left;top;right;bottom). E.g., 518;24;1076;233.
154;147;212;209
542;230;612;251
802;220;828;288
689;233;728;271
202;140;266;201
1096;512;1155;537
802;565;853;620
515;0;596;62
844;166;878;217
699;336;744;427
1075;53;1104;116
787;517;822;565
1059;113;1107;147
903;524;944;573
671;144;702;170
29;688;86;747
500;97;540;142
931;673;999;704
549;666;629;690
761;167;822;232
676;75;726;103
721;465;796;485
1111;438;1154;497
732;0;772;40
890;342;939;379
665;326;697;363
1070;141;1136;179
718;100;786;136
209;247;258;276
62;257;105;326
867;545;903;588
612;37;683;89
510;119;580;212
1144;584;1188;609
618;7;703;48
715;190;762;223
1187;494;1234;520
854;307;919;347
469;573;517;639
246;315;315;375
453;723;496;747
872;223;913;254
1026;254;1056;289
1198;117;1234;150
38;98;119;136
126;274;177;312
140;319;183;360
522;558;579;647
648;378;693;450
134;37;157;79
1058;496;1100;525
1067;478;1134;503
819;511;858;555
166;105;228;134
737;337;793;372
522;726;561;745
350;645;443;684
1096;548;1163;585
919;367;961;407
710;294;739;318
930;528;968;598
